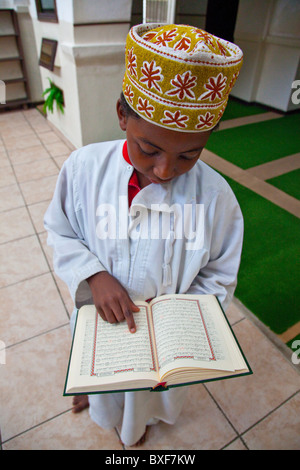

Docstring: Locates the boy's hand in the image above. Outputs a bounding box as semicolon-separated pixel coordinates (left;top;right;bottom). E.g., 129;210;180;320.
87;271;140;333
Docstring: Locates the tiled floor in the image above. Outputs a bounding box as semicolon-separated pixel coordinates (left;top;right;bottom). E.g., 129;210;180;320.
0;108;299;450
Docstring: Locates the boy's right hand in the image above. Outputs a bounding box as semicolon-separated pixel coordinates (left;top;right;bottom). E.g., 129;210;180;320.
86;271;140;333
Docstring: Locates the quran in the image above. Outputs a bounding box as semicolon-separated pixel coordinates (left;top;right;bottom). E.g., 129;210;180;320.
64;294;251;395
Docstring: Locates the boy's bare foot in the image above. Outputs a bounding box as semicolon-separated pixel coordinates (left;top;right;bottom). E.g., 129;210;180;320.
72;395;89;413
119;426;149;447
133;426;149;446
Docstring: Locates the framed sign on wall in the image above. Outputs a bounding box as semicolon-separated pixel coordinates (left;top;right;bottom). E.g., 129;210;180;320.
39;38;58;71
35;0;58;22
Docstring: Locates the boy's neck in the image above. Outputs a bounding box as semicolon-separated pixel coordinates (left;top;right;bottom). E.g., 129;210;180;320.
137;172;152;189
123;141;151;189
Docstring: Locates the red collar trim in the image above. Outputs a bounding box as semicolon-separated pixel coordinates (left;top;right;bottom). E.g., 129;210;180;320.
122;140;131;165
122;140;141;192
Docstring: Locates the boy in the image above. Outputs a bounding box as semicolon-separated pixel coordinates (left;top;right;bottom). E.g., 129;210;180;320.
44;23;244;446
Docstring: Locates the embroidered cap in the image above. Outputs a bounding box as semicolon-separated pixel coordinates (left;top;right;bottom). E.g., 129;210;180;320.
123;23;243;132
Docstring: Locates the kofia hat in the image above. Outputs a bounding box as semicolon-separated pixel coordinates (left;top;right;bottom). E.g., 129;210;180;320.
123;23;243;132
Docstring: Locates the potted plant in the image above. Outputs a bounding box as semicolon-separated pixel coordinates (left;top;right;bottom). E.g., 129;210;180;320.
42;78;64;114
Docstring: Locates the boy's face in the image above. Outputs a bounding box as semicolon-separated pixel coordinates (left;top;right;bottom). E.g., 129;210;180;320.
117;99;211;188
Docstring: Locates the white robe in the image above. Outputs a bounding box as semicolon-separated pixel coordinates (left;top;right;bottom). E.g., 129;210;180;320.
44;139;243;445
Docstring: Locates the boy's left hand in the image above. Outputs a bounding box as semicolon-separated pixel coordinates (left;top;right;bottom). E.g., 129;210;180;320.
86;271;140;333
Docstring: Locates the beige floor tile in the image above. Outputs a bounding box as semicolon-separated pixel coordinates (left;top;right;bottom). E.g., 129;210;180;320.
243;393;300;450
0;184;24;211
0;235;49;287
53;272;74;316
22;109;44;121
0;326;72;442
226;299;245;324
0;150;10;168
3;133;41;151
46;124;76;152
0;165;17;188
28;200;51;233
0;206;35;244
206;319;300;434
30;120;53;134
13;158;59;183
224;438;248;450
3;408;123;450
22;110;52;132
8;145;50;165
45;141;70;157
23;108;42;117
20;174;57;205
38;231;54;270
0;110;26;125
38;131;62;145
0;122;36;140
126;385;237;450
53;154;70;169
0;273;69;346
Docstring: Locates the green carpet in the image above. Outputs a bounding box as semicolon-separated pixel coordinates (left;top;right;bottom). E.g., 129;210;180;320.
206;99;300;341
221;98;268;121
287;334;300;350
222;175;300;335
207;113;300;169
267;169;300;201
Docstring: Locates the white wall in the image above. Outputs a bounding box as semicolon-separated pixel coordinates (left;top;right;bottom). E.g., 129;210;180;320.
72;0;132;24
28;0;82;146
232;0;300;112
28;0;132;148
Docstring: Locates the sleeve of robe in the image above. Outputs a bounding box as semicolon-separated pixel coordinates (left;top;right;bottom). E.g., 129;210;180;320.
186;182;244;311
44;153;106;307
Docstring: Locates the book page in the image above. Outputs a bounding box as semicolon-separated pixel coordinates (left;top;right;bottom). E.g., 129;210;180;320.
79;306;157;378
151;296;235;375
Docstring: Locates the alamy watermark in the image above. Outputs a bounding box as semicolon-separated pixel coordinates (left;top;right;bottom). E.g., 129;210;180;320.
291;80;300;105
96;197;204;250
291;339;300;366
0;80;5;104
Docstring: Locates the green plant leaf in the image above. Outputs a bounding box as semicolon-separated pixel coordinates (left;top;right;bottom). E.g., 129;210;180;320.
42;78;64;114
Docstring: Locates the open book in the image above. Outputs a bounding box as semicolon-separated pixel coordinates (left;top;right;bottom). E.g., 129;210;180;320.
64;294;252;395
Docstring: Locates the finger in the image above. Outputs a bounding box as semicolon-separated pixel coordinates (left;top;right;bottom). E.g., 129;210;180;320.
97;305;118;324
122;307;137;333
110;300;126;323
118;294;139;332
131;302;140;312
96;307;106;322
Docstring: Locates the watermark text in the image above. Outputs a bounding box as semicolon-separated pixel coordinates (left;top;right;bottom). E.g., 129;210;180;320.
291;80;300;105
291;339;300;365
96;197;205;250
0;80;5;104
